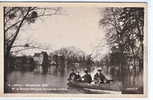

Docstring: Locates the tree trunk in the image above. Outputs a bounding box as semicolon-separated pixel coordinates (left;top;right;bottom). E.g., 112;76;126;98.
4;7;31;92
131;47;137;87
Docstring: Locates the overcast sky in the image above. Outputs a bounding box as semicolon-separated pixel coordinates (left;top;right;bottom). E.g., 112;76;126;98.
14;7;109;58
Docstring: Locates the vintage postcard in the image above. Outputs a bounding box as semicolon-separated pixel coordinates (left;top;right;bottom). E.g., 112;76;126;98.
0;2;147;97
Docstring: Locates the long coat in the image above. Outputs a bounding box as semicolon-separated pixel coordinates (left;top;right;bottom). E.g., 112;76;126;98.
82;73;92;83
94;72;106;83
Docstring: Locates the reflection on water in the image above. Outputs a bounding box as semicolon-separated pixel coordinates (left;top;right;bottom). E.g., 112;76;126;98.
7;71;67;88
6;65;118;94
7;71;90;93
7;70;69;93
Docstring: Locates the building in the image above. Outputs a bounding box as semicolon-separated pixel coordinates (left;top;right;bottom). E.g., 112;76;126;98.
9;56;34;71
33;52;44;73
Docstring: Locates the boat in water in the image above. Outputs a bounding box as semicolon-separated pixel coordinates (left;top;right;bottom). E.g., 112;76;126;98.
67;80;122;94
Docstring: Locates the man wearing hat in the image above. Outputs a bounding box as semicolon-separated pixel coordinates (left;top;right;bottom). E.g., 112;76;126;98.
94;68;106;84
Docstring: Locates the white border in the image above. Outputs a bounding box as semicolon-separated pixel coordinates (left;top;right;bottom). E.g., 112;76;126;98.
0;0;152;100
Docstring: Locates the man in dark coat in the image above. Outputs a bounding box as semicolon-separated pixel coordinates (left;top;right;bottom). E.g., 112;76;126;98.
94;69;106;84
82;69;92;83
74;72;81;82
68;69;76;81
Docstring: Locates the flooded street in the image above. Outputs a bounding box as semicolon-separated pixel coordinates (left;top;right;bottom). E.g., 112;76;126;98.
6;71;88;93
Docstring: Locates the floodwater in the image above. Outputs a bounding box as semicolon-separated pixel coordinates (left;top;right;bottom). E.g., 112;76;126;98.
6;71;88;93
5;66;123;94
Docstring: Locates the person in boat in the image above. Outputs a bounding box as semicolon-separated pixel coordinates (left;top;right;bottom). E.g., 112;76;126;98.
82;69;92;83
94;68;107;84
74;71;82;82
68;69;76;81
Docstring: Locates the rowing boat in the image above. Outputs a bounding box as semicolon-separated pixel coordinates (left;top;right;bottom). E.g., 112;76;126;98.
67;81;122;94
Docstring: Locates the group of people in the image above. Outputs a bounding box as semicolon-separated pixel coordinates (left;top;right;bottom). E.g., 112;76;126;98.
68;68;108;84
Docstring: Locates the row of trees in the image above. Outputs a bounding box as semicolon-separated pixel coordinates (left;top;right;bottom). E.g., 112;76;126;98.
51;47;94;68
99;7;144;89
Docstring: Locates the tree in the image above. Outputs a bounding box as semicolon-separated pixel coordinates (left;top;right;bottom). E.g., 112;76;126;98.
99;7;144;89
119;8;144;89
4;7;62;92
100;7;144;69
99;8;123;49
119;8;144;72
99;8;125;80
4;7;62;57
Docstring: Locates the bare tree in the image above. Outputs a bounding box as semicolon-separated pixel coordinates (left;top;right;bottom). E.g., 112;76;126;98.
4;7;62;57
4;7;62;92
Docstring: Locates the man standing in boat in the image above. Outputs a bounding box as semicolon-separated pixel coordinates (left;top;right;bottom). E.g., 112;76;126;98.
82;69;92;83
94;68;107;84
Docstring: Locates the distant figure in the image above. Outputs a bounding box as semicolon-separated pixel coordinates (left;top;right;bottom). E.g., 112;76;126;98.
68;69;76;81
82;69;92;83
94;68;106;84
74;72;81;82
42;52;49;74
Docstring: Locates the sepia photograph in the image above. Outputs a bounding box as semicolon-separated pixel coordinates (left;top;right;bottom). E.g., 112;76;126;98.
1;2;147;97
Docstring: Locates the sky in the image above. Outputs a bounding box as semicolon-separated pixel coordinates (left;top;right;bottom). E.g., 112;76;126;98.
14;7;109;58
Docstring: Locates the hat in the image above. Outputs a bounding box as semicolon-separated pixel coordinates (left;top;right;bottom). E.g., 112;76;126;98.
84;68;88;73
97;68;102;71
84;68;88;71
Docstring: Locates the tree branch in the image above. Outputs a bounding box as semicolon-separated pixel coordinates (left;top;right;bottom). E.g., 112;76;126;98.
7;7;32;54
5;20;22;33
